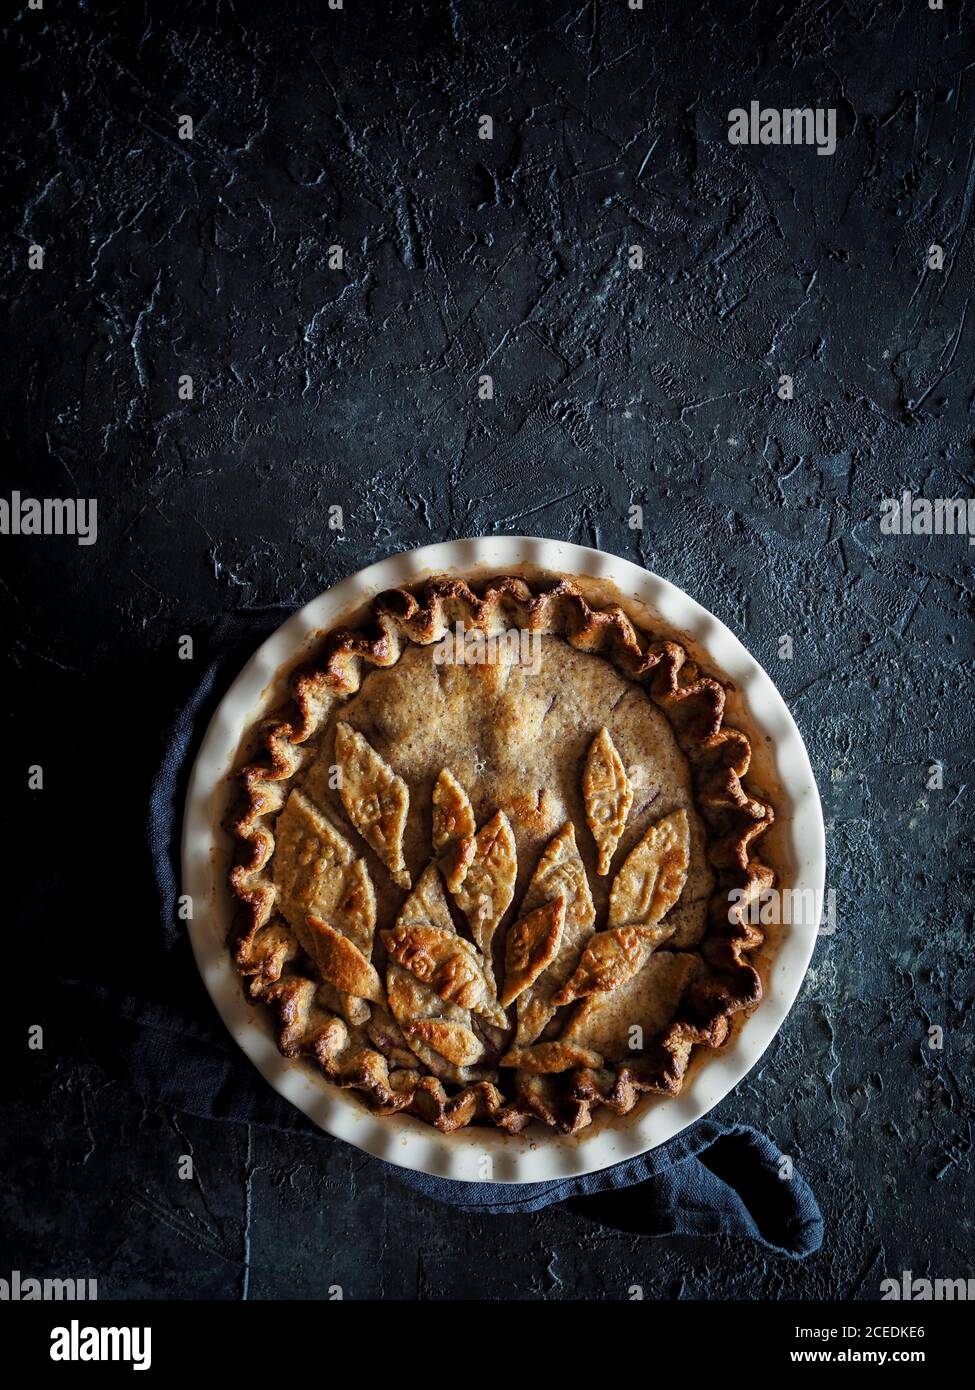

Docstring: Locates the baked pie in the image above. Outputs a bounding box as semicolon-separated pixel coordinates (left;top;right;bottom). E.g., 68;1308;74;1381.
229;575;774;1134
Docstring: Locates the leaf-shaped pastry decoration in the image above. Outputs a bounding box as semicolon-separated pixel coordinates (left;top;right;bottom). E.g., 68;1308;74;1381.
386;962;473;1084
498;1041;603;1073
315;856;376;1021
608;808;690;929
520;821;594;925
432;768;477;891
305;915;384;1003
273;790;378;1018
396;860;454;934
273;788;353;926
404;1019;485;1067
584;726;634;875
334;722;411;888
551;925;650;1006
450;810;517;977
382;924;507;1027
384;863;496;1071
514;823;596;1045
432;769;475;851
499;897;565;1008
331;856;377;957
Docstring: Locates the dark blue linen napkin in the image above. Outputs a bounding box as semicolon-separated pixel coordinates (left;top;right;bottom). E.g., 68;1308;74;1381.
136;609;822;1257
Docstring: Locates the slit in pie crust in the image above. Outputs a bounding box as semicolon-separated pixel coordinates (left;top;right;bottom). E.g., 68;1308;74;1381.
228;575;773;1135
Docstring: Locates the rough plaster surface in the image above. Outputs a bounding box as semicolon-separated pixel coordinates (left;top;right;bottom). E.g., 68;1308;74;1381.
2;0;973;1299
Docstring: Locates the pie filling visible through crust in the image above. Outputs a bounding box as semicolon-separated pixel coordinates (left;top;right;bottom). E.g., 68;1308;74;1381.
228;576;774;1135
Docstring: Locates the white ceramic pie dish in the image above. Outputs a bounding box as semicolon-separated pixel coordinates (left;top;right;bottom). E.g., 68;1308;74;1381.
181;536;824;1183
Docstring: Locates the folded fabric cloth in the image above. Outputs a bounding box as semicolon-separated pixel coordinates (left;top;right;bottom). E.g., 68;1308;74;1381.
394;1121;822;1257
84;608;823;1258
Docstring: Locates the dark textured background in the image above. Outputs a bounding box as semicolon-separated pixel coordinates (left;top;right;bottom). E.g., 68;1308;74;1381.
3;0;974;1300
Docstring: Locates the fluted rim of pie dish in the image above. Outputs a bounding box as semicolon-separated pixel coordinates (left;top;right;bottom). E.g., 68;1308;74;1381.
181;537;825;1183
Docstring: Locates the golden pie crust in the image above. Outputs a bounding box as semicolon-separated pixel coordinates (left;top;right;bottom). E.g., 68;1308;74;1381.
228;575;774;1135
